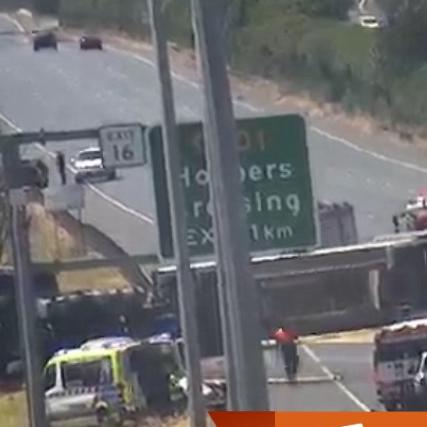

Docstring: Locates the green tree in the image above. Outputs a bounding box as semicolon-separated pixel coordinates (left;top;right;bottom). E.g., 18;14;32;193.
379;0;427;68
376;0;405;22
288;0;354;19
236;0;353;25
34;0;59;14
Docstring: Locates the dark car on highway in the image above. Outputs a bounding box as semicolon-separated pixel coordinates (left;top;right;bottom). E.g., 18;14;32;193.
33;31;58;51
79;35;103;50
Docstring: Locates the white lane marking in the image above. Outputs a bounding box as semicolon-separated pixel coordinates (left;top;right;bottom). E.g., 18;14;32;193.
311;126;427;175
3;15;427;223
115;37;427;171
302;344;371;412
4;12;427;176
39;146;155;224
268;376;332;384
114;43;427;169
86;184;155;224
107;45;200;88
0;111;155;225
0;111;20;131
107;45;262;113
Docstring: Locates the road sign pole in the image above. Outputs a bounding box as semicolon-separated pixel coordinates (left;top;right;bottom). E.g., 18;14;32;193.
215;263;240;410
148;2;206;427
191;26;239;409
3;148;47;427
191;0;269;410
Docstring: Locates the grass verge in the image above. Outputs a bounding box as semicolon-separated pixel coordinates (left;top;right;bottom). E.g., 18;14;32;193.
0;391;27;427
0;390;188;427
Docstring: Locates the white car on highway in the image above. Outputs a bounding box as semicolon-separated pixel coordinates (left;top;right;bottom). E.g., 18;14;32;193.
359;15;386;29
71;147;116;184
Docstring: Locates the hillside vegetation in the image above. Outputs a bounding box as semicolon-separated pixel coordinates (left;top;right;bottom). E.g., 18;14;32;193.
20;0;427;133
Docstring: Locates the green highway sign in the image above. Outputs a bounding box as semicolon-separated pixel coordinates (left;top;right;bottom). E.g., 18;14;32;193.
149;114;316;259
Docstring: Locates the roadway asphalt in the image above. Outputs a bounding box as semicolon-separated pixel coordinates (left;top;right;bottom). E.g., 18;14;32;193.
0;15;397;411
265;343;379;411
2;15;427;258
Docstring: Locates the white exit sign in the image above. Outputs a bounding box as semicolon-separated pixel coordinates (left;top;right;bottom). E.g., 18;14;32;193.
99;123;146;169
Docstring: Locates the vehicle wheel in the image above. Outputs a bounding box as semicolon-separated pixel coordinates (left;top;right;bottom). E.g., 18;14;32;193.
109;170;117;180
115;412;125;427
33;45;38;51
96;407;108;425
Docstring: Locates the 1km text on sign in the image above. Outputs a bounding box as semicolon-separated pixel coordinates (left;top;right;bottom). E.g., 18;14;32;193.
150;114;316;259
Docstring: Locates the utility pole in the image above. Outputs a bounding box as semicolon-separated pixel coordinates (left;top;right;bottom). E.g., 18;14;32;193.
191;0;269;410
147;2;206;427
3;146;47;427
191;35;239;408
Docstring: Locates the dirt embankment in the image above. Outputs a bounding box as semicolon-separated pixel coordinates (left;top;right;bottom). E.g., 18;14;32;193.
0;151;151;296
27;201;132;293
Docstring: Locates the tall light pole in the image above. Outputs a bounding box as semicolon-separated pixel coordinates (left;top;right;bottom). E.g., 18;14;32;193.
147;2;206;427
190;0;269;410
191;30;239;409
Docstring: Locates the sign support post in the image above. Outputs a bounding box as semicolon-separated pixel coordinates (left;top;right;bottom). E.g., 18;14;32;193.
191;10;239;409
191;0;269;410
148;2;206;427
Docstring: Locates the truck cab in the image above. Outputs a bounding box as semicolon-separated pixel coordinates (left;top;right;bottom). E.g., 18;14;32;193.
374;319;427;410
413;352;427;397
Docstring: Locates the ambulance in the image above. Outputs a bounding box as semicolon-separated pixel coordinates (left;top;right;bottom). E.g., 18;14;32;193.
43;336;184;425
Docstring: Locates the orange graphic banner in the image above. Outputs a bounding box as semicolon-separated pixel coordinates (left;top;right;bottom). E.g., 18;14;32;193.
209;412;427;427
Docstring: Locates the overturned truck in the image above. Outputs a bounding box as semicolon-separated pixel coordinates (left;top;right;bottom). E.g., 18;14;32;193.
155;233;427;358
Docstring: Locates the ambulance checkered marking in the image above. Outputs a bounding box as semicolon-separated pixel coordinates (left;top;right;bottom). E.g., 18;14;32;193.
48;384;120;402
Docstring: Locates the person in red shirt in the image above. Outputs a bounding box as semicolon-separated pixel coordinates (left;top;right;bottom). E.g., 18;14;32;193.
273;327;298;344
272;327;299;380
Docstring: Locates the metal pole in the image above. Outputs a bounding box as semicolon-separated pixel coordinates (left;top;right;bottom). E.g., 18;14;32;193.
191;0;269;410
190;12;239;410
147;2;206;427
10;192;47;427
192;20;245;412
215;263;240;409
3;145;47;427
